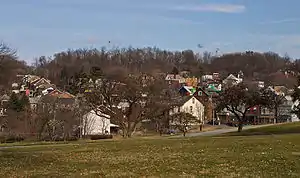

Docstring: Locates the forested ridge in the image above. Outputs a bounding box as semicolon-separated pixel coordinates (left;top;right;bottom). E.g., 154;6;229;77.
1;43;300;91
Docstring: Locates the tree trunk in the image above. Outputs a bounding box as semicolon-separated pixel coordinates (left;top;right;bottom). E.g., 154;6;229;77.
199;124;203;131
274;107;278;124
183;131;186;137
238;122;243;132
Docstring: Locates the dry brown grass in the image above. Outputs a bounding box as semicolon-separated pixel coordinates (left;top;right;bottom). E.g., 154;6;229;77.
0;134;300;177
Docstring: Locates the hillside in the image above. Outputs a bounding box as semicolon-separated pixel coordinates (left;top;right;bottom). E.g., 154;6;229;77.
35;48;298;89
1;43;299;90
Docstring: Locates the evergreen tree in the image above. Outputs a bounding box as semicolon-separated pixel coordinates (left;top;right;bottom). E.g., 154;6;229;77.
8;93;29;112
9;92;21;112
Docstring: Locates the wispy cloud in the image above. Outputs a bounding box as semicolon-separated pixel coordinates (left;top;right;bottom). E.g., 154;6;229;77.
259;18;300;24
157;16;204;25
171;4;246;13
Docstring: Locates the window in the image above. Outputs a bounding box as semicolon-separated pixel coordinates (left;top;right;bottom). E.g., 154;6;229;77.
178;107;181;112
190;106;193;113
198;91;202;96
192;98;195;104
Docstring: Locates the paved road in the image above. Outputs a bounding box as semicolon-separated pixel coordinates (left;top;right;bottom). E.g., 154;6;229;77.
178;124;273;137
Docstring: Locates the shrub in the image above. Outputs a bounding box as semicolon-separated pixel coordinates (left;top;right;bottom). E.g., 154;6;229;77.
0;135;24;143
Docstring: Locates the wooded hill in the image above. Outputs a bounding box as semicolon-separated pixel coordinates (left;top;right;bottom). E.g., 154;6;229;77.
1;43;300;91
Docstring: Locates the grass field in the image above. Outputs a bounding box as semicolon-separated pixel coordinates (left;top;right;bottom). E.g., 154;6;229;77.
225;121;300;136
0;134;300;177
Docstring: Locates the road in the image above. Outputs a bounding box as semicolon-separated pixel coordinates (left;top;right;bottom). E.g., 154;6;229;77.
178;124;273;137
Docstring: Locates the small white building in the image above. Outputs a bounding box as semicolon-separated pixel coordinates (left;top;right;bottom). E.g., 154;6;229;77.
291;100;300;122
82;110;111;135
223;74;243;86
170;96;205;124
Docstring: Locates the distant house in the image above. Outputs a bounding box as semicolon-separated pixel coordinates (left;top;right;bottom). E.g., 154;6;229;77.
165;74;183;88
0;94;9;117
193;87;214;121
193;87;210;103
206;84;222;96
165;74;182;81
179;86;196;96
223;74;243;87
43;89;75;107
82;110;112;135
279;95;299;122
170;96;205;124
29;96;41;111
291;100;300;122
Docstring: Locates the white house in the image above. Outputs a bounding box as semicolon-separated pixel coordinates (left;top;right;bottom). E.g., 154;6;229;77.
170;96;205;124
291;100;300;122
82;110;111;135
223;74;243;86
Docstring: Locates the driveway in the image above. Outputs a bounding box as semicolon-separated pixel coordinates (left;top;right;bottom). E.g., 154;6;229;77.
177;124;273;137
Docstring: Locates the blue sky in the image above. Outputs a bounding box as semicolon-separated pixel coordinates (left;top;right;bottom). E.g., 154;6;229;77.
1;0;300;62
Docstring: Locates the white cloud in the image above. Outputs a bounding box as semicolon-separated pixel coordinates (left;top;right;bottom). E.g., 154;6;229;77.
259;18;300;25
171;4;245;13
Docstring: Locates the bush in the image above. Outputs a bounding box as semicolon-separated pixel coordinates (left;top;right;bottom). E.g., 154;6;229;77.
89;134;113;140
0;135;24;143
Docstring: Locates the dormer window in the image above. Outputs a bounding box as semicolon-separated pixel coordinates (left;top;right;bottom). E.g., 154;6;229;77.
198;91;202;96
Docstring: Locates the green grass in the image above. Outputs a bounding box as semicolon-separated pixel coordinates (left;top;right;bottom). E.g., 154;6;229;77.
0;135;300;177
225;122;300;136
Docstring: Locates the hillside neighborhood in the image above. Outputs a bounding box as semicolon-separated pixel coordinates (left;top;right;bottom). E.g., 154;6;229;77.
1;68;299;139
2;1;300;176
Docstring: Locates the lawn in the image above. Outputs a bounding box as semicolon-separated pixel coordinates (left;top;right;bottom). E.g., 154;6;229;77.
0;134;300;177
225;121;300;136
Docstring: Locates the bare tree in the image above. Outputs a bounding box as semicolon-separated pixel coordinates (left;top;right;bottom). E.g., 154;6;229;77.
0;42;17;59
170;112;198;137
262;88;286;123
216;84;268;132
85;73;170;138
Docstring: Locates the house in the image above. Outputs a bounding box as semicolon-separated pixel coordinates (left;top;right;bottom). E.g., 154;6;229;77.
193;87;214;121
291;100;300;122
82;110;112;135
29;96;41;111
165;74;183;88
165;74;182;81
170;96;205;124
184;77;198;88
179;86;196;96
193;87;210;104
206;84;222;96
43;89;75;107
0;94;9;117
273;86;288;96
223;74;243;87
278;95;299;122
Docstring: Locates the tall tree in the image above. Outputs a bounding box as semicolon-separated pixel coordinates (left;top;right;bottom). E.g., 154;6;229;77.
84;72;171;137
262;88;286;123
170;112;198;137
216;84;267;132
